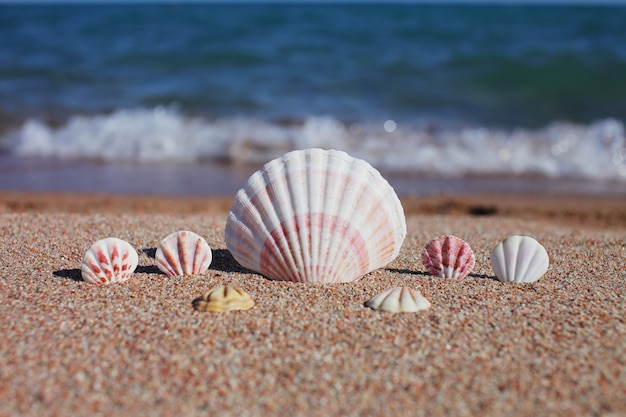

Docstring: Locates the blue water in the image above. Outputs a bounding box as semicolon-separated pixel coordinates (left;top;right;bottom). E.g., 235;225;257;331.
1;3;626;195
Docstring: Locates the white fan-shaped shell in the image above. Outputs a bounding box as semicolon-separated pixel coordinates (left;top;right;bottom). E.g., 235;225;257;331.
225;148;407;283
155;230;212;277
365;287;431;313
490;235;549;283
81;238;138;284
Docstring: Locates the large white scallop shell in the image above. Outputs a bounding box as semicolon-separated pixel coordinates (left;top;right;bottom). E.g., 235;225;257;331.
490;235;549;283
224;148;407;283
81;238;138;284
155;230;212;277
365;287;431;313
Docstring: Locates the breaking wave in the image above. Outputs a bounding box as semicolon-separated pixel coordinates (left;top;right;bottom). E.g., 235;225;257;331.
6;107;626;182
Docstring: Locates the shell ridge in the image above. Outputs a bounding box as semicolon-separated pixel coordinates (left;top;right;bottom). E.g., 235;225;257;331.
400;287;413;307
325;152;359;282
522;257;541;283
441;236;452;274
330;152;364;281
365;288;389;309
525;244;549;282
324;155;365;282
228;200;264;271
386;287;402;310
357;199;391;271
98;240;110;281
262;230;293;281
491;243;507;281
260;167;300;281
320;152;352;282
105;240;117;282
316;154;339;282
177;233;190;275
82;252;100;283
272;167;306;282
193;234;212;274
348;166;395;272
192;236;206;273
280;160;305;280
308;151;328;281
342;159;379;277
429;241;445;277
160;244;180;276
455;243;469;272
358;161;406;255
504;237;519;282
288;163;310;282
514;237;534;282
368;170;407;254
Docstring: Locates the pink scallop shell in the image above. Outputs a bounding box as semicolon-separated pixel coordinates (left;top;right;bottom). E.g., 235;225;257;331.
421;235;475;280
81;238;138;284
155;231;212;277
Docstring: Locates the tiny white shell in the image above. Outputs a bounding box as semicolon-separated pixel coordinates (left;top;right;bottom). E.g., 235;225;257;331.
155;230;212;277
490;235;549;283
365;287;431;313
81;237;138;284
224;148;406;284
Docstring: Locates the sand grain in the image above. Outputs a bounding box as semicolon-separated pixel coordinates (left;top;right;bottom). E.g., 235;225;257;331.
0;193;625;416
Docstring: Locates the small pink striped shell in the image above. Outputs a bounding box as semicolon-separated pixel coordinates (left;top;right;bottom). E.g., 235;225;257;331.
225;148;406;283
81;237;138;284
155;231;212;277
421;235;475;280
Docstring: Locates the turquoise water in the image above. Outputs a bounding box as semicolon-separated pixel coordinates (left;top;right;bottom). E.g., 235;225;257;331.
2;4;626;125
1;3;625;194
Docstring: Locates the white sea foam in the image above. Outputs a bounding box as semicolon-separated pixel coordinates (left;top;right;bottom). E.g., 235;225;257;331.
6;107;626;182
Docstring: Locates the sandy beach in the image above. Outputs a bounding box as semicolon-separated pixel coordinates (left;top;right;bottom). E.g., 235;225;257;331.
0;191;624;417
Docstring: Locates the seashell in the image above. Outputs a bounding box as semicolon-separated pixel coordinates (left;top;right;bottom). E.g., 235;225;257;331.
490;235;549;283
155;230;212;277
365;287;431;313
224;148;406;283
192;286;255;312
81;237;138;284
421;235;475;280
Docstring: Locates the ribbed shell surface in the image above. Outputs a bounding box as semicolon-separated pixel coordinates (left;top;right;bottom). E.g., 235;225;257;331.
490;235;549;283
421;235;475;280
81;237;138;284
155;230;212;277
225;148;407;283
365;287;431;313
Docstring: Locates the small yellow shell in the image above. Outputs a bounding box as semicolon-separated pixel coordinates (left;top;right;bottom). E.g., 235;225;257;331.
192;286;255;312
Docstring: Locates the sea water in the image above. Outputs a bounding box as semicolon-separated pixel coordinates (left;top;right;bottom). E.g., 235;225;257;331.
1;3;625;195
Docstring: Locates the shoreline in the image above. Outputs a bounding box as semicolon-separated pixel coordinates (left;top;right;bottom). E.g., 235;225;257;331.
1;191;625;416
2;155;626;199
1;190;625;229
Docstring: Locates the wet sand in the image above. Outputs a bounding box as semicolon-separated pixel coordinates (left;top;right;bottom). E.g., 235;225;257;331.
0;191;625;416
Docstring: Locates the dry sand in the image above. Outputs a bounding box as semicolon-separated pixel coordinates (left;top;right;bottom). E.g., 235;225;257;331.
0;191;625;417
